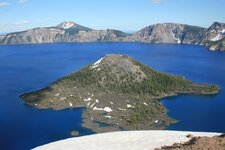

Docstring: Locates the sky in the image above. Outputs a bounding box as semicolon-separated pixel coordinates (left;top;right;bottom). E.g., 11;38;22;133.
0;0;225;33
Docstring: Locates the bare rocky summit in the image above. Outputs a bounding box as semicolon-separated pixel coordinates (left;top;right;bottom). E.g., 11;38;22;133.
202;22;225;51
21;54;219;132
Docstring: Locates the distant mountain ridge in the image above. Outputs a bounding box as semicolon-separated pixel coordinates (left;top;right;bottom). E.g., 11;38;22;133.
124;23;204;44
1;21;225;51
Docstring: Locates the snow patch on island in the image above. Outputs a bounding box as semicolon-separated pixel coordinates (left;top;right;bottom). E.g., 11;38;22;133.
87;102;91;107
143;102;149;106
118;108;126;111
93;107;113;112
127;104;135;108
104;107;113;112
60;97;66;101
104;115;112;118
84;97;92;102
91;57;103;69
90;100;99;108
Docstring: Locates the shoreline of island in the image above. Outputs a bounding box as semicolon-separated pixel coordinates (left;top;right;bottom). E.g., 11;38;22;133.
20;54;220;134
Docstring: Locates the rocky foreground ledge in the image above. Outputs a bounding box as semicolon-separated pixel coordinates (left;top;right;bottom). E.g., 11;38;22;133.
34;130;221;150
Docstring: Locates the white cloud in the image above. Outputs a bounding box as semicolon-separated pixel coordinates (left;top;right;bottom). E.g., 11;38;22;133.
17;0;27;4
152;0;162;4
14;20;30;25
0;2;10;7
0;20;31;33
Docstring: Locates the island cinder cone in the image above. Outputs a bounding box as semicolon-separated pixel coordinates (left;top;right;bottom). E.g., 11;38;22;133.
21;54;220;132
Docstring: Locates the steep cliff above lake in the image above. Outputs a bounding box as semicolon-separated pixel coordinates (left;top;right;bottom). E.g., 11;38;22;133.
1;21;225;51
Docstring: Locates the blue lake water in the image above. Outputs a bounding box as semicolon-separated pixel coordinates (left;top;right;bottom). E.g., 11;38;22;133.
0;42;225;149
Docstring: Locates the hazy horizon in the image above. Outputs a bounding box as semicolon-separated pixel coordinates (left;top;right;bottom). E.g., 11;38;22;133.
0;20;223;35
0;0;225;33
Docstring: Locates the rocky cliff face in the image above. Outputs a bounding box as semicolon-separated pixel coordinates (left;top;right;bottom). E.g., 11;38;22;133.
1;27;65;44
123;22;225;51
124;23;204;44
1;21;225;51
0;22;129;44
55;29;129;42
126;22;225;51
201;22;225;51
